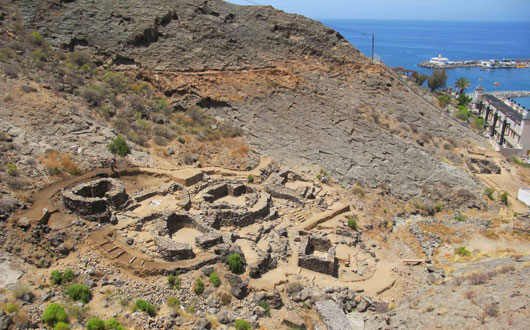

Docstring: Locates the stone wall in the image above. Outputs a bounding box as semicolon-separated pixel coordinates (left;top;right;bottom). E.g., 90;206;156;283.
298;235;338;277
203;183;228;202
215;193;272;227
62;178;129;222
153;232;195;261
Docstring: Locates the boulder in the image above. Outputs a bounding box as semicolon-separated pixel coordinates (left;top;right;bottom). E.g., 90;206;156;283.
17;217;30;230
225;274;248;299
356;299;369;312
315;300;352;330
192;318;211;330
282;313;306;329
0;311;12;330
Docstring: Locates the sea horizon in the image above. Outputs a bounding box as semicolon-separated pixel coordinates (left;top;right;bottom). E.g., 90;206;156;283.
320;18;530;106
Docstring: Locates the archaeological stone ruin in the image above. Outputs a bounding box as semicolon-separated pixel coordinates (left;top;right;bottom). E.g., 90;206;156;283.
62;178;130;222
298;234;338;277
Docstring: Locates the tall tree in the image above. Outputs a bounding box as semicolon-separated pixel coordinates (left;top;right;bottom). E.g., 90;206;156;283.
427;69;447;92
455;77;471;96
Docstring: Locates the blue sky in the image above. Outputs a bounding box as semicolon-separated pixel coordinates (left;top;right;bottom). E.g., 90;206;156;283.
225;0;530;22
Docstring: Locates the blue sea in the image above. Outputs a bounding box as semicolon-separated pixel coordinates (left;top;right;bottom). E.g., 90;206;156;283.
321;20;530;108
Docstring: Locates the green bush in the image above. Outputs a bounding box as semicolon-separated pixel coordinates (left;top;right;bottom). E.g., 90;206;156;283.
455;246;471;256
427;69;447;92
63;269;75;283
67;284;92;303
227;254;244;274
511;156;530;169
86;318;105;330
454;215;467;222
209;272;220;287
108;136;130;157
102;72;129;93
437;94;451;108
434;202;443;213
82;83;107;106
104;318;120;329
29;31;45;46
485;187;495;200
457;93;472;106
51;270;63;285
234;319;251;330
455;106;470;121
247;174;254;183
55;322;70;330
167;274;180;289
500;192;509;206
68;50;91;68
6;163;18;177
193;279;205;295
220;292;231;305
42;303;68;327
472;117;484;129
257;301;271;317
166;297;180;308
135;299;156;317
5;304;18;314
347;218;358;231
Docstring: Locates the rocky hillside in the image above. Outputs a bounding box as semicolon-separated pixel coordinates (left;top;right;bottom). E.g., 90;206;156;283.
16;0;484;200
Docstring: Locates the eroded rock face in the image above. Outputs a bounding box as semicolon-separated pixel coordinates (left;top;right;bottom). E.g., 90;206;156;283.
62;178;129;222
18;0;354;71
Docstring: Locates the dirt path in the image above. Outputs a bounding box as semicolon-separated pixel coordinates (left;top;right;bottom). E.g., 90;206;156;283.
14;167;134;223
15;157;273;224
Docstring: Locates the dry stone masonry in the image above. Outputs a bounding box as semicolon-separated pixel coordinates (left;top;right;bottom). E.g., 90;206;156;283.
298;234;338;277
62;178;129;222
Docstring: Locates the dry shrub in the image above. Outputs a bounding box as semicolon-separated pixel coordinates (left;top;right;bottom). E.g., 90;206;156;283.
173;112;194;126
443;142;453;150
153;125;175;140
453;276;464;286
3;63;20;78
497;266;515;274
40;151;81;175
153;135;169;146
6;176;31;191
468;272;490;285
229;141;250;159
456;189;473;199
112;118;131;134
463;290;475;299
483;304;498;318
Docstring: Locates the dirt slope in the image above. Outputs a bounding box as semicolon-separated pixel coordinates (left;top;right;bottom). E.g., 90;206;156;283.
17;0;484;199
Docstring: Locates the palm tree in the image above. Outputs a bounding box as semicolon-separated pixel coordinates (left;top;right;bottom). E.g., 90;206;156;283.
455;77;470;96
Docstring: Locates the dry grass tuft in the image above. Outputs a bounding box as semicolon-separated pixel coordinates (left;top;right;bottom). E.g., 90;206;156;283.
40;150;81;176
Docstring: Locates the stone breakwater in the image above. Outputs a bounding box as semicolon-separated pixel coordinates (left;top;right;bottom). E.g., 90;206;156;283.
419;59;530;69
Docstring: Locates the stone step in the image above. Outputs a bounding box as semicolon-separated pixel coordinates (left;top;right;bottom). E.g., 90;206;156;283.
115;250;126;258
107;246;119;253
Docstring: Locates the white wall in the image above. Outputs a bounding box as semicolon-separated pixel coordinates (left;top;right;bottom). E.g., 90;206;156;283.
518;188;530;207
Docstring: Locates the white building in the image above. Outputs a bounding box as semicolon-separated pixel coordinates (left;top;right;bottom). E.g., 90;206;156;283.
429;54;449;64
472;86;530;158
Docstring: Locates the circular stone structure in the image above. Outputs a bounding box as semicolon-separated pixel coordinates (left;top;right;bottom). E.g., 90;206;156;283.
62;178;129;222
